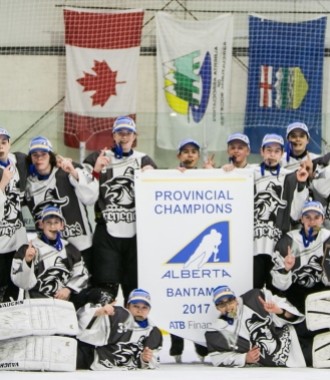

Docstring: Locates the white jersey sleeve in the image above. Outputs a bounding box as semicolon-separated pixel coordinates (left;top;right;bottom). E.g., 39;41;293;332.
11;257;37;290
77;304;112;346
0;189;6;219
311;165;330;198
290;185;308;222
68;167;99;205
271;250;293;290
209;350;246;367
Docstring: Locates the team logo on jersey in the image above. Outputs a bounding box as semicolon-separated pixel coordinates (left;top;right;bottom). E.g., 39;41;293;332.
254;181;287;242
0;188;23;238
246;313;290;366
166;221;229;269
99;336;145;369
292;255;323;287
33;188;69;224
101;166;137;224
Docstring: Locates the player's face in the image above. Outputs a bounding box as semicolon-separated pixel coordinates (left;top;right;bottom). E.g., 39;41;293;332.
127;302;150;321
260;143;283;166
216;297;238;318
31;151;52;175
40;216;64;240
113;130;136;152
227;141;250;167
177;144;200;169
0;137;10;161
301;211;324;235
288;130;309;156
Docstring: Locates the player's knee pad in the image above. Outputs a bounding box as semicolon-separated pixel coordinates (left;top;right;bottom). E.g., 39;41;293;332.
0;298;78;340
313;331;330;368
305;290;330;331
0;335;77;371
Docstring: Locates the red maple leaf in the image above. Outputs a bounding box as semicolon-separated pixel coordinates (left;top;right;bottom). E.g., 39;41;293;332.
77;60;126;107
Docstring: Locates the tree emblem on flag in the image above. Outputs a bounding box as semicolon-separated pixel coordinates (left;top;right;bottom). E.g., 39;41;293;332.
162;50;212;123
77;60;126;107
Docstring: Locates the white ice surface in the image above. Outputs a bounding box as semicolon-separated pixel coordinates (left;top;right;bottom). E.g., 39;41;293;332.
1;334;330;380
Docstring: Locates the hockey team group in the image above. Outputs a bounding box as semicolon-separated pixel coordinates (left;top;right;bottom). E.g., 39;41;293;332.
0;116;330;370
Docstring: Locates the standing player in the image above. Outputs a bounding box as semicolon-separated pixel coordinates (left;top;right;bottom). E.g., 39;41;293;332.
281;122;319;172
271;200;330;313
83;116;157;304
253;133;309;289
169;138;210;363
222;132;253;171
0;127;28;302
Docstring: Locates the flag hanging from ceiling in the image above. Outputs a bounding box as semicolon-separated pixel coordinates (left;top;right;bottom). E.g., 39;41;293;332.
63;8;144;155
244;15;327;153
156;12;233;153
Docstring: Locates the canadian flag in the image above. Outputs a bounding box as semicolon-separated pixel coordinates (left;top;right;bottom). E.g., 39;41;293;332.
63;8;144;156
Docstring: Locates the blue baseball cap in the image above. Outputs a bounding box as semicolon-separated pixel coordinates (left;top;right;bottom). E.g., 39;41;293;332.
301;201;325;217
286;122;310;139
112;116;136;134
29;136;53;154
213;285;236;305
127;288;151;307
0;127;10;140
261;133;284;148
227;133;250;148
177;138;200;153
41;205;64;222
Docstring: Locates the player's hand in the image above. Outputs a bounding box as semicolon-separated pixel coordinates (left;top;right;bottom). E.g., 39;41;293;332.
258;296;282;314
57;155;78;179
54;287;71;300
141;346;153;363
221;163;235;172
245;346;260;364
94;302;116;317
141;165;154;171
93;148;110;173
0;164;14;190
25;241;37;263
296;161;309;182
176;165;186;172
304;152;314;179
203;154;215;169
284;245;295;272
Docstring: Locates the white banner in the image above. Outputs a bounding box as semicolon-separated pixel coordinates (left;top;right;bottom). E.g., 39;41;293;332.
156;12;233;152
135;169;253;345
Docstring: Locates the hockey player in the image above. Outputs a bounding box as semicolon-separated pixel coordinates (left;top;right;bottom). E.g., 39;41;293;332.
281;122;319;172
221;132;253;171
0;127;28;302
205;285;306;367
24;136;98;274
271;200;330;313
169;138;210;363
175;138;214;171
76;288;162;370
253;133;309;289
83;116;157;304
11;205;90;305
